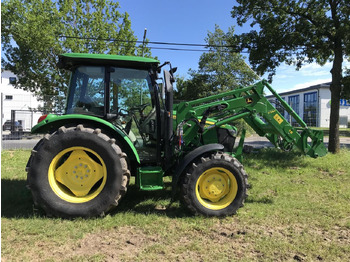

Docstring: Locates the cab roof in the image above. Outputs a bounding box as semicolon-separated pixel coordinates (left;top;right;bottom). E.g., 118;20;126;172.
57;53;159;70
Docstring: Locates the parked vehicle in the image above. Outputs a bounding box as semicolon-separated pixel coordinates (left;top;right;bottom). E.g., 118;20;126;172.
3;120;23;132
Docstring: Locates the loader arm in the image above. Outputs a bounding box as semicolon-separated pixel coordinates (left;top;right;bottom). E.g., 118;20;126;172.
175;80;327;158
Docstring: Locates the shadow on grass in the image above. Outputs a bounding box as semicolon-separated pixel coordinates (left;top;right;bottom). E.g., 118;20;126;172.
110;182;192;218
1;179;39;218
1;179;192;219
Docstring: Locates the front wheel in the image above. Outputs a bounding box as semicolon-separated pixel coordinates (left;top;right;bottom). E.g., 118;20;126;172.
181;152;248;216
27;125;130;218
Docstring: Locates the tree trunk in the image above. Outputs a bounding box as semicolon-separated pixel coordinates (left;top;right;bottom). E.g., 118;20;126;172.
328;39;343;153
329;82;341;153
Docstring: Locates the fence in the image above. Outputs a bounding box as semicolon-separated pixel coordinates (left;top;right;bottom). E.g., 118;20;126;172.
1;93;64;149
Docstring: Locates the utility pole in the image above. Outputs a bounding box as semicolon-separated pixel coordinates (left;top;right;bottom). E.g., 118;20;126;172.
141;28;147;57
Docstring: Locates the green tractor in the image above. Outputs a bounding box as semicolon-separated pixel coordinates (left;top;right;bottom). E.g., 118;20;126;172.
26;53;327;218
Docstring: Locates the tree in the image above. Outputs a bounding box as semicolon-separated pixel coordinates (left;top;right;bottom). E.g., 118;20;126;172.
174;25;259;101
1;0;151;112
231;0;350;153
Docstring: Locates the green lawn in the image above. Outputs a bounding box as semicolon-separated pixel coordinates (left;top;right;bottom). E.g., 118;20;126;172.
312;127;350;137
2;149;350;261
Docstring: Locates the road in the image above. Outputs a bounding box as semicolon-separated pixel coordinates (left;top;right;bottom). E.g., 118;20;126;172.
2;135;350;150
1;138;42;150
243;135;350;149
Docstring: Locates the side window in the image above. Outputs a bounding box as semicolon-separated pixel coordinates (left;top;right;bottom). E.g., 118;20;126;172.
86;74;105;107
68;66;105;116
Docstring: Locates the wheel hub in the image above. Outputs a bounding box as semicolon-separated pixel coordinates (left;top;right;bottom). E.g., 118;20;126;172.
195;167;238;209
49;147;107;203
55;150;104;197
200;173;229;202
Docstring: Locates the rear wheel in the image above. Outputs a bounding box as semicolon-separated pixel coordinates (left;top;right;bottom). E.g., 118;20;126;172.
181;152;248;216
27;124;130;218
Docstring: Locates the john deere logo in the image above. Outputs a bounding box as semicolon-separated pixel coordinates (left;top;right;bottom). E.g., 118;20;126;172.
246;98;253;104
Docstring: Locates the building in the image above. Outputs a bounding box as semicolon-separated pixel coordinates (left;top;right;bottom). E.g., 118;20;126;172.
266;83;350;128
1;70;43;131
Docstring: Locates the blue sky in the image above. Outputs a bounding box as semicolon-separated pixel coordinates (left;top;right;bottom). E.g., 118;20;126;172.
118;0;349;93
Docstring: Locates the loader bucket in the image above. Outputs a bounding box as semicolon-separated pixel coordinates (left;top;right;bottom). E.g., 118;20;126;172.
301;129;328;158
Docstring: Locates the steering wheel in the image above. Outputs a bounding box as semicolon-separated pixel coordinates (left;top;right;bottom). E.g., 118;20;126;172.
130;103;150;112
129;103;150;119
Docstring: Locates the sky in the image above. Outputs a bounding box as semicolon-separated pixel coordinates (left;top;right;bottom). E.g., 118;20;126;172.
117;0;349;94
2;0;348;94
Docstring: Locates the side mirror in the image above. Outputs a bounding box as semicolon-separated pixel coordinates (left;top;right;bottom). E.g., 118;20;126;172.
163;69;174;91
170;67;177;75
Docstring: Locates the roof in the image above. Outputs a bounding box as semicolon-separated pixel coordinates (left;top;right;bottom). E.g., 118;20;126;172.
266;82;331;98
57;53;159;70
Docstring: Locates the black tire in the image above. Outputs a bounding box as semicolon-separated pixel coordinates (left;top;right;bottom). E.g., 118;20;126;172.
26;124;130;218
181;152;248;216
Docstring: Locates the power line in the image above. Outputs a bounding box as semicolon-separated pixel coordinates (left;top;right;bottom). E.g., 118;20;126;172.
148;46;215;52
58;35;245;52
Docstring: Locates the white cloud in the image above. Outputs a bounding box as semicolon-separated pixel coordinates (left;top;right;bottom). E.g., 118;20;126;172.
301;70;331;77
293;78;331;89
274;74;290;79
298;62;332;77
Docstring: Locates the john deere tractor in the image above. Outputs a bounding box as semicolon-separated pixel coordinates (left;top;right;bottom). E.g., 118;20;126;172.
26;53;327;218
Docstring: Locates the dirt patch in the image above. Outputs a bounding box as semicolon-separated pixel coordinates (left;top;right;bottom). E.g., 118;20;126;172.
50;226;160;261
209;221;260;260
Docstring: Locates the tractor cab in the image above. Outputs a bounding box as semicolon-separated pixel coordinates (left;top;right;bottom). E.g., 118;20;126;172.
58;53;168;163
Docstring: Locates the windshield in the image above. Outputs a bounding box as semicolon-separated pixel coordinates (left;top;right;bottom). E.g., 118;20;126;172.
66;66;153;116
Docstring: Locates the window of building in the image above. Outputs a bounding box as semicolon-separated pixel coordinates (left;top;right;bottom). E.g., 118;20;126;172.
303;92;318;127
288;95;300;127
5;95;13;100
269;97;286;119
9;77;17;84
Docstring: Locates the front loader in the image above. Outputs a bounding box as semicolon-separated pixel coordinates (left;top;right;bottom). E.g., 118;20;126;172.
26;53;327;218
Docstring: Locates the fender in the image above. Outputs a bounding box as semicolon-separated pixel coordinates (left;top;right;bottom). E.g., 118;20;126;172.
31;114;140;163
171;143;224;196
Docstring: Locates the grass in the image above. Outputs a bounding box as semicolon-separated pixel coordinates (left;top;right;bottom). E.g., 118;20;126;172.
2;149;350;261
311;127;350;137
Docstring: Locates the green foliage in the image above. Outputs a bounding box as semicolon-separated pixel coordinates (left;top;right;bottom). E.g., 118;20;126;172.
1;0;151;112
231;0;350;78
174;25;259;101
231;0;350;153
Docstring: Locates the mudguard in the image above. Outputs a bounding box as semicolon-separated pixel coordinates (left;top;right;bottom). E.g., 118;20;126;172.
31;114;140;163
171;143;224;196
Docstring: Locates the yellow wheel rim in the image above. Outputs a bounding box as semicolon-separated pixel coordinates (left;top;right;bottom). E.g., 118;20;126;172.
48;146;107;203
195;167;238;210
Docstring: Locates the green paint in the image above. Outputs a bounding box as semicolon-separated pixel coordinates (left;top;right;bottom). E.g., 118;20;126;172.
60;53;159;64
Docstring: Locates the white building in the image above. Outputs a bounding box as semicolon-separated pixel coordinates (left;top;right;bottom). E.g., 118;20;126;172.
1;70;43;131
267;83;350;128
